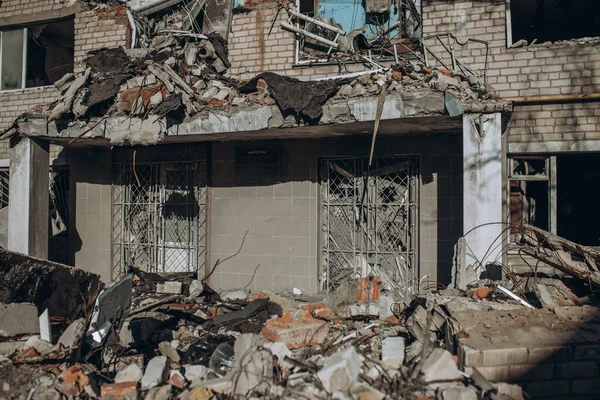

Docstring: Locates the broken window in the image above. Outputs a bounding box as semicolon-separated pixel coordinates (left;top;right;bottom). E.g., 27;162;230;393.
0;17;74;91
288;0;422;64
509;157;550;234
509;0;600;45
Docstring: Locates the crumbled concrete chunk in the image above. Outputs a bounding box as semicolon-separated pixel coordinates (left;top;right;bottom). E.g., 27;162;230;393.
156;282;182;294
421;348;462;383
381;337;405;369
189;280;204;297
115;363;143;383
317;346;362;393
141;356;169;390
0;303;39;337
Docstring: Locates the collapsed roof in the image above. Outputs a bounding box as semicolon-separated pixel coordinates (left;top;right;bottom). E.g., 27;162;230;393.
3;0;511;145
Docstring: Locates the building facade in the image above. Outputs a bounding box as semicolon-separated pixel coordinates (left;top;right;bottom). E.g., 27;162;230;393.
0;0;597;294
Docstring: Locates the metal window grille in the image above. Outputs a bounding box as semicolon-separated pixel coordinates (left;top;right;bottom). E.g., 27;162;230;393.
0;169;8;209
112;148;207;279
320;157;419;295
49;167;70;236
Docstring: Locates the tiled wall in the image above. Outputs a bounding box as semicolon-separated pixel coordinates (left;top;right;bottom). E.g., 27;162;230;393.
208;134;462;294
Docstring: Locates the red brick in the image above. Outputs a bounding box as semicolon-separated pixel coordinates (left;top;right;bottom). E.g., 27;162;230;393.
472;287;490;299
59;365;90;397
261;314;329;349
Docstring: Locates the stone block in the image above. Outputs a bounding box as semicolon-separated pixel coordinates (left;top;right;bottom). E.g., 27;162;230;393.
156;281;182;294
469;364;554;382
572;379;600;395
317;346;362;393
458;344;483;367
525;380;570;397
574;344;600;361
528;346;571;363
554;361;599;378
421;348;462;383
0;303;39;337
381;337;405;369
480;347;529;366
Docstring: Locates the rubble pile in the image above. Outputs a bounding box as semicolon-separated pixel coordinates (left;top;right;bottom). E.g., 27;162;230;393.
1;0;507;139
0;247;540;400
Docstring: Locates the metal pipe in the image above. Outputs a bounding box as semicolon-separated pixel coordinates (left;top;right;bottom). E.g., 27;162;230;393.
506;93;600;104
126;10;137;49
281;22;339;48
287;8;346;35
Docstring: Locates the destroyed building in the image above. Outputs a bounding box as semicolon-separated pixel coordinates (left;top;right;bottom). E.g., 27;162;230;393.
0;0;599;399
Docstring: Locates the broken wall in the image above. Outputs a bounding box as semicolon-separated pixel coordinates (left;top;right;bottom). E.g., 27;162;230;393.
208;134;463;294
420;0;600;145
0;2;131;159
229;3;390;81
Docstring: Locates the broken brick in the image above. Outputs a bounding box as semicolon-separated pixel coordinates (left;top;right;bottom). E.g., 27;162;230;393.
472;288;490;300
356;277;381;302
312;308;335;321
421;66;433;74
168;371;186;389
59;365;90;397
261;313;329;349
13;346;39;361
256;78;267;89
392;71;403;80
301;303;327;313
264;96;276;106
100;381;138;397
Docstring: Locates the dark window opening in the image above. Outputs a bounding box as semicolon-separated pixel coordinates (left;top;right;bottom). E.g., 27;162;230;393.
0;17;74;91
510;0;600;44
557;154;600;247
26;18;75;88
510;180;549;233
508;157;549;234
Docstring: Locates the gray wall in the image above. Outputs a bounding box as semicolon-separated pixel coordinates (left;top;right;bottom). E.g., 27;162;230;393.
69;148;112;282
208;134;463;294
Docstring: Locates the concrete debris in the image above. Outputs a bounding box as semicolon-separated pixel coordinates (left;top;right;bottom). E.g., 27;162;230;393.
2;238;596;400
421;348;463;383
381;336;405;369
115;363;144;383
157;281;183;294
0;303;39;337
57;318;86;353
317;346;362;393
189;280;204;297
141;356;170;390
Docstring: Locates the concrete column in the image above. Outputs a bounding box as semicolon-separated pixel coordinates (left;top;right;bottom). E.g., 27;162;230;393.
463;113;502;275
8;137;49;258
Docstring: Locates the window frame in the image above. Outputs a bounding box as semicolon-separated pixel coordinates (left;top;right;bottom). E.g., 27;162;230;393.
0;27;28;91
292;0;423;66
